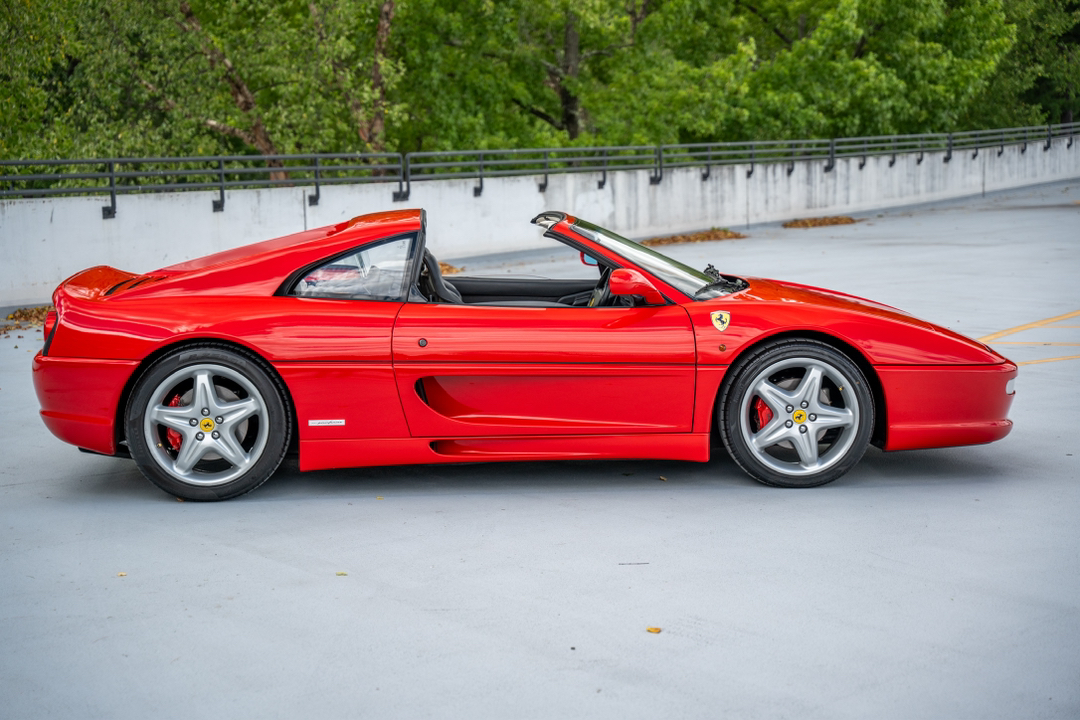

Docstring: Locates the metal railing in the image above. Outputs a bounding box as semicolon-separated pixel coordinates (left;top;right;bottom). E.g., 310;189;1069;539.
2;123;1075;218
0;152;402;218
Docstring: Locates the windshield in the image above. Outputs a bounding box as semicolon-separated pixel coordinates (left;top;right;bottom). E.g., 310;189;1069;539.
569;218;742;300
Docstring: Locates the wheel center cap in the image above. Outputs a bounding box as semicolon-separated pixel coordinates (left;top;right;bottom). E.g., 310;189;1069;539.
199;417;216;433
792;409;807;424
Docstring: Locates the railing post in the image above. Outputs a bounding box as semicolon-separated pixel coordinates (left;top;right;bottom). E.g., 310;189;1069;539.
944;133;953;163
598;149;608;189
787;141;796;175
890;137;897;167
824;138;835;172
1044;125;1052;151
859;140;867;170
473;152;484;196
308;156;321;206
701;146;711;181
746;142;755;178
538;150;548;193
212;158;225;212
1021;127;1028;153
998;129;1005;156
393;154;410;201
649;146;663;184
101;161;117;219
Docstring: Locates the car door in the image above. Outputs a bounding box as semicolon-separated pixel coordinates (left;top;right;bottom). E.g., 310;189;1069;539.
392;302;697;438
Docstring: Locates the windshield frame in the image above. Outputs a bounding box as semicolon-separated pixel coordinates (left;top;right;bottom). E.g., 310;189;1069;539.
566;218;723;300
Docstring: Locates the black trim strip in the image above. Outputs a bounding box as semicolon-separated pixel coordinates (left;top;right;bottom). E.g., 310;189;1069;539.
41;311;58;356
104;279;131;296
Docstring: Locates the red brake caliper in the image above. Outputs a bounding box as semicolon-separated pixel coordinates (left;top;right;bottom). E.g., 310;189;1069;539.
753;397;773;431
166;394;184;451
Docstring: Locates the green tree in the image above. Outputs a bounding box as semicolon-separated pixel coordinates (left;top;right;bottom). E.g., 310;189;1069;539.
0;0;75;157
587;0;1014;143
962;0;1079;127
0;0;1067;162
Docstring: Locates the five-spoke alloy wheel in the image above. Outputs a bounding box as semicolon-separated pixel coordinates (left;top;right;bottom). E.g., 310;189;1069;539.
126;345;290;500
719;339;874;487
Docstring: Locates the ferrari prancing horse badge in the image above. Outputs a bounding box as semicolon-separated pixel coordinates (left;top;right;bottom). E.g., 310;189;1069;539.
710;311;731;332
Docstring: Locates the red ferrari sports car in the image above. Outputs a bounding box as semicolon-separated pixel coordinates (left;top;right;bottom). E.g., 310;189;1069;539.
33;209;1016;500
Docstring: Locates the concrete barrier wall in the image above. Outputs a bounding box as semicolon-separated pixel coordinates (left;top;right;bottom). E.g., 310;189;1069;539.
2;137;1077;307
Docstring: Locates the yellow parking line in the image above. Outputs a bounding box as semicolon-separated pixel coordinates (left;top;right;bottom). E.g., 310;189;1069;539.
979;309;1080;342
1018;355;1080;366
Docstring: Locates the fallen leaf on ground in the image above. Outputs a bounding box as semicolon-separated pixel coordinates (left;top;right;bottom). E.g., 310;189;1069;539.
646;627;662;634
642;228;746;247
0;305;52;334
782;216;858;228
659;476;667;482
117;572;127;577
439;262;464;275
376;496;384;499
336;571;348;576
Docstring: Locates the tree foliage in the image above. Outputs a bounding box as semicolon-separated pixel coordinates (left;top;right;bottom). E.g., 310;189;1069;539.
1;0;1076;159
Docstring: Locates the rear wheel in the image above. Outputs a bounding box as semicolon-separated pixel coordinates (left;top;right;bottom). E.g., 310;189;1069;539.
719;339;873;487
126;346;290;500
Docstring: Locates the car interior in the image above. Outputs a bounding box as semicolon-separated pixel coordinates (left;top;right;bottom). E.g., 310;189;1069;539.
293;226;651;308
417;250;604;307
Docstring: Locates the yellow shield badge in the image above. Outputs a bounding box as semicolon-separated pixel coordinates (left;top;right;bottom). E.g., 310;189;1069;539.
710;311;730;332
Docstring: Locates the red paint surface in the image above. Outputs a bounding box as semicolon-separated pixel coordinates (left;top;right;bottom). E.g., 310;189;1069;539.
32;210;1017;473
395;364;695;437
392;303;695;364
276;363;410;440
878;362;1017;450
298;433;711;472
33;354;139;455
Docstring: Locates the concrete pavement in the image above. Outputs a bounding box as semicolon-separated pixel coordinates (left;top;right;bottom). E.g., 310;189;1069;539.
1;181;1078;719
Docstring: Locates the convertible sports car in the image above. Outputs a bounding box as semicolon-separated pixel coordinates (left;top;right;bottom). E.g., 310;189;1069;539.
33;209;1016;500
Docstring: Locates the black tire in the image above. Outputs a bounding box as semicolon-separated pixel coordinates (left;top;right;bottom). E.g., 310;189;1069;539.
718;339;874;488
125;345;290;501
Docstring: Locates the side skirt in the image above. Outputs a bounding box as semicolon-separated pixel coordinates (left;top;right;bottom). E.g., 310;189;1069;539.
299;433;712;472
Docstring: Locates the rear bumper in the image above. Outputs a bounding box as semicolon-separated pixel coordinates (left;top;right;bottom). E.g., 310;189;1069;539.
878;362;1017;451
33;353;139;455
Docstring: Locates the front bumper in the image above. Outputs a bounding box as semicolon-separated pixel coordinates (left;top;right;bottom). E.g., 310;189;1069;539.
878;361;1017;451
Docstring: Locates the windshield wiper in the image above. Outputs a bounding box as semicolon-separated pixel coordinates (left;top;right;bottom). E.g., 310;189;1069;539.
695;274;748;298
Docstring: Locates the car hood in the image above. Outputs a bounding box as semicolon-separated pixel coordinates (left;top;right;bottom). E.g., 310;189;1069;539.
693;276;1008;366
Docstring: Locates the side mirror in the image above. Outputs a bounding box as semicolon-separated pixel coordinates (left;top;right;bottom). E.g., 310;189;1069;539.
609;268;665;305
580;252;599;266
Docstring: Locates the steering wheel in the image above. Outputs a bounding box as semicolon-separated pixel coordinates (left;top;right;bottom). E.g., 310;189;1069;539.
588;267;612;307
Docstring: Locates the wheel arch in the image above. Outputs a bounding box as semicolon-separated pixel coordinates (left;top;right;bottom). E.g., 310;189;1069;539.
714;330;887;449
114;338;299;454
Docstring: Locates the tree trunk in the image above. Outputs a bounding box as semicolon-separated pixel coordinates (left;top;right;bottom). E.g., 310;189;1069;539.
178;1;286;180
369;0;396;152
560;11;581;140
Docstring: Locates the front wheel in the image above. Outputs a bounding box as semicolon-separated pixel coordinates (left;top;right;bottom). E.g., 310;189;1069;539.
126;345;291;500
719;339;874;488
